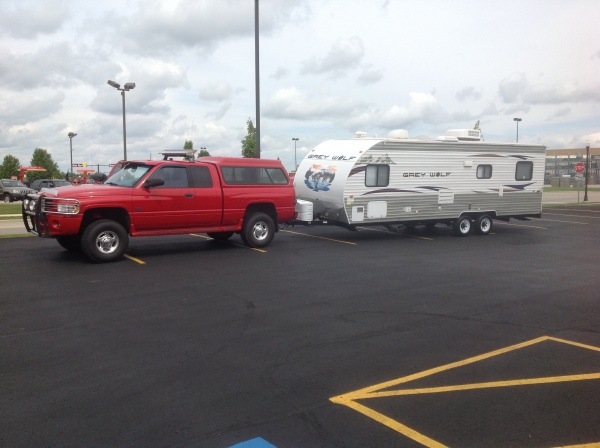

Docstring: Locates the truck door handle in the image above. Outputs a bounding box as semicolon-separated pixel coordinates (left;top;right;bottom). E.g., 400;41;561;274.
185;194;194;198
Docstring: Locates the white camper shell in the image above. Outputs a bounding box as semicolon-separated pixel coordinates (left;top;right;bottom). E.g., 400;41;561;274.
293;130;546;236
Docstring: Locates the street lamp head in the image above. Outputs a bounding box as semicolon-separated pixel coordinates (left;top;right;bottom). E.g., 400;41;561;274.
292;137;299;141
123;82;136;90
513;117;522;122
68;132;77;138
107;80;120;89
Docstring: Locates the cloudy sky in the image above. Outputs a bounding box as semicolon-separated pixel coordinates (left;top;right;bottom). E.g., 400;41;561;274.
1;0;599;174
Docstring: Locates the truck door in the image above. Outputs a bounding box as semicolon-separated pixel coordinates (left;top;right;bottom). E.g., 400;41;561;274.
188;165;223;226
131;165;198;230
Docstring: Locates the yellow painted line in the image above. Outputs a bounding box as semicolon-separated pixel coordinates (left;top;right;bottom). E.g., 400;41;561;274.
331;336;600;447
546;207;600;214
124;254;146;264
281;229;357;245
330;396;448;448
188;233;267;252
363;373;600;398
535;218;589;225
546;336;600;352
495;221;548;229
357;226;434;241
335;336;550;400
544;212;600;219
555;444;600;448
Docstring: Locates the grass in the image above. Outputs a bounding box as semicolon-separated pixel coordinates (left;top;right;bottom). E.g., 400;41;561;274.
0;203;22;214
543;186;600;192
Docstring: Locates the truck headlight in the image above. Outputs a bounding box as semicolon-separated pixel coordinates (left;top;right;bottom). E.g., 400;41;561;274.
28;198;37;212
56;202;80;214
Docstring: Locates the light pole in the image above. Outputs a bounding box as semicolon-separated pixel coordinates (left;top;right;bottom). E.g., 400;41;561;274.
68;132;77;180
292;138;299;171
513;118;522;143
584;141;590;202
107;80;136;160
254;0;260;158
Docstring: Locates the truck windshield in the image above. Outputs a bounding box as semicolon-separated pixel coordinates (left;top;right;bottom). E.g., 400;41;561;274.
105;163;151;187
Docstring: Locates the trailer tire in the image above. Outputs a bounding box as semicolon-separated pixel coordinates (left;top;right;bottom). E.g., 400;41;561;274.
81;219;128;263
475;214;493;235
207;232;233;241
241;212;275;248
56;236;82;252
453;216;472;237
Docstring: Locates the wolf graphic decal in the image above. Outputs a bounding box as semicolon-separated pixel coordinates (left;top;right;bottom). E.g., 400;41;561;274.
304;164;337;192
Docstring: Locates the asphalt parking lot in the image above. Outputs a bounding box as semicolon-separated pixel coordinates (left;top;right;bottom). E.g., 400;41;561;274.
2;202;600;448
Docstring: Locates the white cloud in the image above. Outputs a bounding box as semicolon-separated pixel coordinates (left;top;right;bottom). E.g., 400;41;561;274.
199;82;233;102
300;36;365;75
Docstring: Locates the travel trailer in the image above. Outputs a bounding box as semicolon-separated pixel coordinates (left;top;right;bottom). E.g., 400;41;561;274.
293;129;546;236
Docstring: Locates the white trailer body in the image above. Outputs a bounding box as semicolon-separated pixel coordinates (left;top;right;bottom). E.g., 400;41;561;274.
293;132;546;234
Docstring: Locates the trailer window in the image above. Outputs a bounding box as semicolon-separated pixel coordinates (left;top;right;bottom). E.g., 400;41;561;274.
365;165;389;187
515;161;533;181
477;164;493;179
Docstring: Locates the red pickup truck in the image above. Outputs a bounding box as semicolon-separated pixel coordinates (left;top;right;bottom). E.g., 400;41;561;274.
22;153;296;262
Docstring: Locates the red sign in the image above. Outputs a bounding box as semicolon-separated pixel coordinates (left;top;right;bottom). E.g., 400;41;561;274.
575;162;585;174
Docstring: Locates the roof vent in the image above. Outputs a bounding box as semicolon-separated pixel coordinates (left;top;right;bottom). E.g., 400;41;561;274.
387;129;409;139
444;129;482;141
436;136;459;142
355;131;367;139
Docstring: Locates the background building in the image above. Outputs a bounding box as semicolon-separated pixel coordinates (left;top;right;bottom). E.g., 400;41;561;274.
545;147;600;185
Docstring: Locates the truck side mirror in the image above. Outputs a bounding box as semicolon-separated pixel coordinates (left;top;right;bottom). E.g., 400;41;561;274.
143;177;164;188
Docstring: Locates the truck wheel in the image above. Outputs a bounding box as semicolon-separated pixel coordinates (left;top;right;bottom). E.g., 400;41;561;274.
81;219;128;263
56;236;82;252
475;214;493;235
453;216;472;237
4;194;12;203
241;212;275;248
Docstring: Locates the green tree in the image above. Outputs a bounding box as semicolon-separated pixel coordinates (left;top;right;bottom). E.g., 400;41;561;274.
0;155;21;179
241;118;257;158
184;140;193;150
198;149;210;157
28;148;60;182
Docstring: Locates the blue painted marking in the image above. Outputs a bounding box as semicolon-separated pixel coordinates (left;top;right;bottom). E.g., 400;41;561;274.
228;437;277;448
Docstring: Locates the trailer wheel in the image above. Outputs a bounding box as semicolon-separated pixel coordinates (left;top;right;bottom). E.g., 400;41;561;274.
453;216;472;237
207;232;234;241
81;219;128;263
241;212;275;248
475;214;493;235
56;236;82;252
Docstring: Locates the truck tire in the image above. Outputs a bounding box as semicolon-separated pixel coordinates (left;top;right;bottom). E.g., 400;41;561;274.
474;214;493;235
207;232;234;241
81;219;128;263
56;236;82;252
241;212;275;248
453;216;472;237
4;194;12;203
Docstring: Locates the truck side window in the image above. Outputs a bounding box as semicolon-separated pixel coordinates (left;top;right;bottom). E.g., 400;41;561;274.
365;165;389;187
477;165;493;179
260;168;288;185
189;166;213;188
515;161;533;181
154;166;189;188
221;166;288;185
